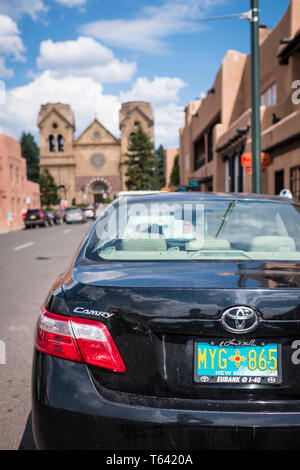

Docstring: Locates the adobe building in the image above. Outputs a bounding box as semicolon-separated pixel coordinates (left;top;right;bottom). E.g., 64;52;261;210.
179;0;300;199
164;148;179;186
38;101;154;205
0;134;40;229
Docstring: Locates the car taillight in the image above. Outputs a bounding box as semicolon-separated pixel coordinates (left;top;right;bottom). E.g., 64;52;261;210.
71;318;125;372
35;309;125;373
35;310;82;362
39;210;44;219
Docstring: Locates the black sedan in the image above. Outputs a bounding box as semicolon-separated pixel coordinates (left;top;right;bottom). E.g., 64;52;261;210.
25;209;52;228
47;210;61;225
32;193;300;449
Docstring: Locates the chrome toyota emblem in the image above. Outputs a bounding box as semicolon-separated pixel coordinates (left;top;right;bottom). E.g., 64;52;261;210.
221;306;259;334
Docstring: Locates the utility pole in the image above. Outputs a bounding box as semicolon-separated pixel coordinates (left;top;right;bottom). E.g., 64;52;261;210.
250;0;262;193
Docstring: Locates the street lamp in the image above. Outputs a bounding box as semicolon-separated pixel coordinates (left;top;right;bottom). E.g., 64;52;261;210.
196;0;262;193
250;0;262;194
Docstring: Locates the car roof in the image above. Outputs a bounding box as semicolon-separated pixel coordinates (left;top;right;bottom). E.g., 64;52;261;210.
117;192;298;204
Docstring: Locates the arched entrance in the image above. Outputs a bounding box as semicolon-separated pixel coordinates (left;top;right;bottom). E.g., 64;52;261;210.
93;183;106;204
84;177;112;205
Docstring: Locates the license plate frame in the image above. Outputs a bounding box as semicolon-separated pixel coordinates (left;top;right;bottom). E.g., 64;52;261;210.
194;339;282;385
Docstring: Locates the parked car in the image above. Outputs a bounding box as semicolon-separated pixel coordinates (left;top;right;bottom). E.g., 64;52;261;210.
24;209;51;228
83;205;95;220
47;210;61;225
32;193;300;449
64;208;87;224
279;189;293;199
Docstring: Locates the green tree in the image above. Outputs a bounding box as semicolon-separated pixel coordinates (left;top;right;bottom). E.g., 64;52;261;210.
154;144;166;189
170;153;180;187
38;168;60;207
20;132;40;182
124;124;155;190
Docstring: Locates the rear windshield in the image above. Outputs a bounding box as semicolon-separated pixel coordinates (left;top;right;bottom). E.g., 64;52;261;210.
68;209;82;214
26;210;40;218
85;198;300;262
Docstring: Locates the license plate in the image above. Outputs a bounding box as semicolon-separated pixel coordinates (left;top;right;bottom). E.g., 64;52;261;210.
30;215;36;219
194;340;282;385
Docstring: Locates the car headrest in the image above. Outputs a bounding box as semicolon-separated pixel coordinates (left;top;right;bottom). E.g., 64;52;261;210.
250;236;295;252
186;239;230;251
121;235;167;251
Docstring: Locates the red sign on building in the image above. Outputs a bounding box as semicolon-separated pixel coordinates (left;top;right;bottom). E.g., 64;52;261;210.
241;152;271;168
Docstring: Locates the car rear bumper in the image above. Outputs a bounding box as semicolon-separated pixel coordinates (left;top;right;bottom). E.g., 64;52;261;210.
32;351;300;450
65;218;84;223
25;220;44;226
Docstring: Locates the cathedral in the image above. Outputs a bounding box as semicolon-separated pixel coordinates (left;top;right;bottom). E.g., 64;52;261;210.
38;101;154;205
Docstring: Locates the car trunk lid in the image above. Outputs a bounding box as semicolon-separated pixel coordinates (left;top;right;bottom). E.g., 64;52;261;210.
62;261;300;401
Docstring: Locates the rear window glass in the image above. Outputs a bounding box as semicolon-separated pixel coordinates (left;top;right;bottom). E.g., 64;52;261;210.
26;210;40;218
84;198;300;262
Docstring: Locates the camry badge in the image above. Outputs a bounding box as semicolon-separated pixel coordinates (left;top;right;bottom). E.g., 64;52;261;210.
73;307;114;319
221;306;259;334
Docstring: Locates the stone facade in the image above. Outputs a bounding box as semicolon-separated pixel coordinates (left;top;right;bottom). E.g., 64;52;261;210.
38;101;154;205
179;0;300;199
119;102;154;189
0;134;40;229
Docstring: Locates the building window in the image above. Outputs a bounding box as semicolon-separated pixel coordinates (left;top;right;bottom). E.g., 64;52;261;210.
129;133;135;145
261;83;277;107
291;166;300;201
275;169;284;195
207;127;214;162
49;135;55;152
90;154;105;169
194;136;206;170
58;135;64;152
225;150;244;193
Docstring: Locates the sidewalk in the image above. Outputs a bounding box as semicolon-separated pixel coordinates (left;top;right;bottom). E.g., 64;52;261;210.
0;226;23;235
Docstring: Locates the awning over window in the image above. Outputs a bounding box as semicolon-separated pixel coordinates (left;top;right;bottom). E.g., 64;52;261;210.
278;31;300;65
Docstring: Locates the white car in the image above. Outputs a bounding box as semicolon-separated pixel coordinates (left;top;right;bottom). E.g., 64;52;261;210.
279;189;293;199
64;208;87;224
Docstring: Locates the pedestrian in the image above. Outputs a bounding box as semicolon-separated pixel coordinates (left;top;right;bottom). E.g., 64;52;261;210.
7;211;13;227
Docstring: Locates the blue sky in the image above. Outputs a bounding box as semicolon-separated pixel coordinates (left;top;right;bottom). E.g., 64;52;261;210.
0;0;291;147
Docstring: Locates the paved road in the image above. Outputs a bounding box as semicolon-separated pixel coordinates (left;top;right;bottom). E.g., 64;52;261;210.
0;220;94;449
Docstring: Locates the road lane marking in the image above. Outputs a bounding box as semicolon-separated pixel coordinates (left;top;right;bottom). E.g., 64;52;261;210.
14;241;34;251
63;229;71;234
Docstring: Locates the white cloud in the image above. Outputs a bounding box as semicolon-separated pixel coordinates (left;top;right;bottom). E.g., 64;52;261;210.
0;15;25;61
36;36;136;83
55;0;87;7
0;72;121;141
120;76;187;106
80;0;225;53
0;15;26;79
0;58;14;79
0;70;186;148
0;0;47;20
120;76;186;146
154;103;184;147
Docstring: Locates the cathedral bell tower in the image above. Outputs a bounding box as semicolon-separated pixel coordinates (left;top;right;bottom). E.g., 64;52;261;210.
119;101;154;190
38;103;76;204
